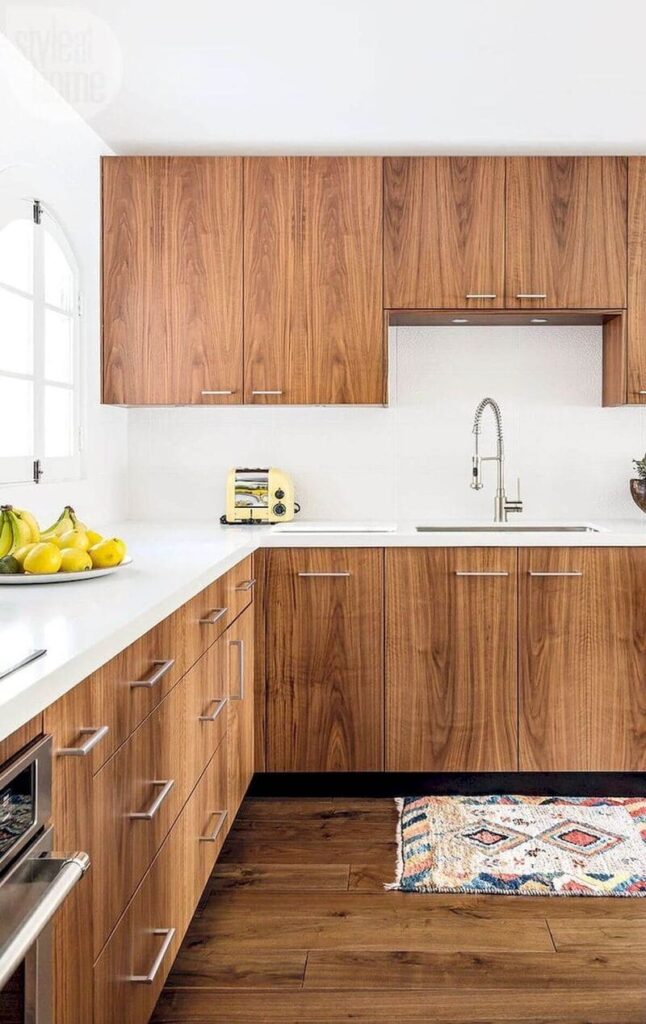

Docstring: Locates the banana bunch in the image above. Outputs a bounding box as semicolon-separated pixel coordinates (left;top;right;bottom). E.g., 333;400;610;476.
41;504;86;541
0;505;40;557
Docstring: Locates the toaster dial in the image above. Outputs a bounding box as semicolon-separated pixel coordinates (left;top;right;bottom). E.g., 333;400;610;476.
272;503;287;516
274;488;285;499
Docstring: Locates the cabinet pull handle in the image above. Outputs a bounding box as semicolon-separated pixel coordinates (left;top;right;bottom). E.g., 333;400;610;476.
454;571;509;577
130;659;175;690
229;639;244;701
128;927;176;983
251;390;283;396
199;810;228;843
200;607;228;625
528;571;583;577
128;779;175;820
637;391;646;395
516;293;547;299
201;390;234;396
465;293;497;299
199;698;227;722
234;578;256;592
297;572;352;578
57;725;109;757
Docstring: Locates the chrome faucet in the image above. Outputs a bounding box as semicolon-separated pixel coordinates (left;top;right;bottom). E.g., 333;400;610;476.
471;397;523;523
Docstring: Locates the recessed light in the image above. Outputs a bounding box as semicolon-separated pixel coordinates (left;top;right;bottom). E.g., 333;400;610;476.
452;318;469;324
530;318;548;324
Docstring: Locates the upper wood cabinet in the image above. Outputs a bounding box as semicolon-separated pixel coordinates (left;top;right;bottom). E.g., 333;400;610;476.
265;548;384;771
102;157;243;405
386;548;518;772
506;157;627;309
244;157;385;404
627;157;646;403
384;157;505;308
519;547;646;772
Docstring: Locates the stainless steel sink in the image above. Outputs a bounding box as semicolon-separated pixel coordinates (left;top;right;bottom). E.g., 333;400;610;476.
416;524;601;533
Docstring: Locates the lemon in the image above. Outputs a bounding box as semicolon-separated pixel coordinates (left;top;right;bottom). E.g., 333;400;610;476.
112;537;127;560
86;529;103;546
13;543;38;567
56;529;90;551
60;549;92;573
24;542;62;575
89;538;124;568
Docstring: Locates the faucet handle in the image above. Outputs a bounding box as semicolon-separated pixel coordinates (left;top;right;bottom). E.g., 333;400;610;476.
505;477;523;515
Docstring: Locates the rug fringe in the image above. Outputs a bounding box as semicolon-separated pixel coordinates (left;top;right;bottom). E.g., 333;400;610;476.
384;797;405;890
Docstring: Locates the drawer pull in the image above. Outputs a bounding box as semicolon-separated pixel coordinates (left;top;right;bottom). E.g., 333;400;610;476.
234;578;256;592
57;725;109;757
251;389;283;396
201;390;234;396
128;927;176;984
229;639;244;701
199;810;228;843
130;659;175;690
199;698;227;722
529;571;583;577
466;293;497;299
199;607;228;625
455;571;509;577
128;779;175;820
516;293;547;299
297;572;352;578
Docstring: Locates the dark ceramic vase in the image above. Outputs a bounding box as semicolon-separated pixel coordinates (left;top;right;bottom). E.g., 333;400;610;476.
630;478;646;514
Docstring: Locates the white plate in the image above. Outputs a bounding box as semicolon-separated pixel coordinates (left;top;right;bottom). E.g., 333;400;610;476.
0;555;132;584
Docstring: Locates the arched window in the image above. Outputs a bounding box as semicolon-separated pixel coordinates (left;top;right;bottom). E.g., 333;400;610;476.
0;196;81;483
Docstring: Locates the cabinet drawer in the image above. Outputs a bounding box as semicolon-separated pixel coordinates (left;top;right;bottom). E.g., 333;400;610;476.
93;741;229;1024
184;554;255;666
92;639;228;956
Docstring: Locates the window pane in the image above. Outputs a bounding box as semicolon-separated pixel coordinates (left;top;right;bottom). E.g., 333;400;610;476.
44;309;73;384
44;385;74;457
0;376;33;456
0;219;32;294
44;230;74;312
0;287;33;374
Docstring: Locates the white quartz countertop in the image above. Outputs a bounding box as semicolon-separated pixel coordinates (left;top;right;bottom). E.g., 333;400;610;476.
3;516;646;742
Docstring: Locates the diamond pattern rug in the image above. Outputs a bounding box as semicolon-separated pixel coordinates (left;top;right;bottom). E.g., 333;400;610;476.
390;795;646;896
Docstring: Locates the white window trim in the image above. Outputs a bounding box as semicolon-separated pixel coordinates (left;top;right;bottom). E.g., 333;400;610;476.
0;194;83;485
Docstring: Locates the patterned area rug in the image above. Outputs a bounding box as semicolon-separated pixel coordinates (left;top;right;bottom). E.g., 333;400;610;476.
391;795;646;896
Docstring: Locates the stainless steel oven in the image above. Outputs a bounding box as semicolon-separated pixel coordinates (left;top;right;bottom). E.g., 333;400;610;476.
0;736;89;1024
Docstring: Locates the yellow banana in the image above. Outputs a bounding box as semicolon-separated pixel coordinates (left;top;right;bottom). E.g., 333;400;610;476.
13;507;40;543
0;507;26;556
0;509;12;558
41;505;75;540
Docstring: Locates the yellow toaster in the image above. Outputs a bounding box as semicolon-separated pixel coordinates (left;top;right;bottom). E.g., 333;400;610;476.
222;468;298;524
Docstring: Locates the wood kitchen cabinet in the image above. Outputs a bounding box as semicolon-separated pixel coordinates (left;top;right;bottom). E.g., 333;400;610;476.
506;157;627;309
265;548;384;771
519;547;646;771
627;157;646;402
227;604;255;818
102;156;243;404
243;157;385;404
384;157;505;309
386;548;518;772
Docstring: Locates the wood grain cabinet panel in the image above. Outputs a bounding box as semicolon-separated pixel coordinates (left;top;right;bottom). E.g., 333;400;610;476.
102;156;243;405
506;157;627;309
519;548;646;772
227;605;255;820
627;157;646;402
265;549;384;772
384;157;505;309
386;548;517;772
243;157;384;404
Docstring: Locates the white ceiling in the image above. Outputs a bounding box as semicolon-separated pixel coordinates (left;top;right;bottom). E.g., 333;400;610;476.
3;0;646;154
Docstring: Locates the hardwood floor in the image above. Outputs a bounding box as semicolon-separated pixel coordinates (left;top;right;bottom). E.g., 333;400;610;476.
151;798;646;1023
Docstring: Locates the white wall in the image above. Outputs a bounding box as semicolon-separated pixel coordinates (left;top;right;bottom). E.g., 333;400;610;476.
127;326;646;524
0;36;128;526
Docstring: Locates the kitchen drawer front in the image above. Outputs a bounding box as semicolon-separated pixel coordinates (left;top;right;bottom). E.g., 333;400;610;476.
184;554;255;666
227;604;255;820
92;641;227;956
90;609;186;772
183;733;229;916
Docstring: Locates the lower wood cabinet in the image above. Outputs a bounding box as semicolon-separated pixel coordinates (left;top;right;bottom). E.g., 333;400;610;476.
386;548;518;772
265;548;384;771
519;547;646;771
227;604;255;818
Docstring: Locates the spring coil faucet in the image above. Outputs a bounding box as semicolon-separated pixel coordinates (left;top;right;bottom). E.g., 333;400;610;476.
471;397;523;523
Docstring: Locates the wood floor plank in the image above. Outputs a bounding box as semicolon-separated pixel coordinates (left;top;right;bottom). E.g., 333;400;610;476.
237;797;398;821
219;839;397;865
229;817;396;842
549;919;646;951
151;987;646;1022
166;946;307;989
208;863;350;892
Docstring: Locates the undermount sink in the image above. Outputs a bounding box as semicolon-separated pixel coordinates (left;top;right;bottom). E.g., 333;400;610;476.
416;524;601;533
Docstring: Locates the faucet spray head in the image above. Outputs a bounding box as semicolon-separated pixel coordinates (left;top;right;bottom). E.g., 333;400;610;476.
471;455;483;490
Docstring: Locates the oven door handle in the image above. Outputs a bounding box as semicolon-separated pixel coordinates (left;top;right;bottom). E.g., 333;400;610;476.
0;851;90;991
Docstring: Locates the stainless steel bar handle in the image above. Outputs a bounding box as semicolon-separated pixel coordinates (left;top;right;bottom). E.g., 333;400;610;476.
130;659;175;690
297;572;352;577
529;571;583;577
455;571;509;577
201;390;234;395
199;698;227;722
128;927;176;984
128;780;175;820
465;293;497;299
251;389;283;395
229;639;244;701
0;852;90;991
199;810;228;843
199;607;228;625
234;578;256;592
57;725;109;757
638;391;646;395
516;293;547;299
